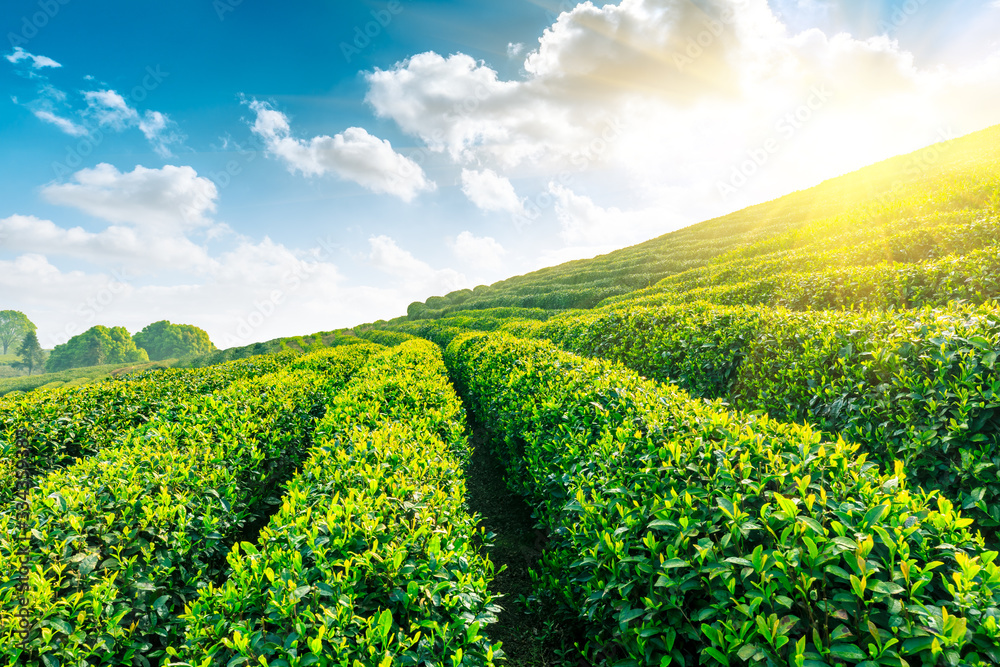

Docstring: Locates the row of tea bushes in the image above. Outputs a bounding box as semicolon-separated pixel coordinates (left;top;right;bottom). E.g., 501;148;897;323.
0;344;379;665
601;211;1000;311
447;332;1000;666
355;328;418;347
0;351;303;505
504;302;1000;529
168;340;500;666
616;241;1000;313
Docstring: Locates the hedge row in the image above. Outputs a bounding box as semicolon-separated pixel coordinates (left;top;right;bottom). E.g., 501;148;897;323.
355;328;418;347
0;352;301;505
0;344;379;665
616;240;1000;313
503;302;1000;530
604;211;1000;311
446;332;1000;666
168;339;500;666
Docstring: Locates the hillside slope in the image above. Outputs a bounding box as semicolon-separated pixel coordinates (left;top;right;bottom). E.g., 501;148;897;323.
399;123;999;318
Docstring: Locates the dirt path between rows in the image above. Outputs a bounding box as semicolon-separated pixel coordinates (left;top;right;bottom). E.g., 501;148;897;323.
462;419;589;666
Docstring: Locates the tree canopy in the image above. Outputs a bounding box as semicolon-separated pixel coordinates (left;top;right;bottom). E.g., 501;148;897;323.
0;310;36;355
46;326;149;372
12;330;45;375
133;320;215;361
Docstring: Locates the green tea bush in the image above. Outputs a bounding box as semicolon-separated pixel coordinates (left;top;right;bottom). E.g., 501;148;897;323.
505;303;762;401
447;332;1000;666
355;328;418;347
733;304;1000;528
619;241;1000;313
169;340;500;666
0;351;303;505
517;302;1000;528
0;345;377;664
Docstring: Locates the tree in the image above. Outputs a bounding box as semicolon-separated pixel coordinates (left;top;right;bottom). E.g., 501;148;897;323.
46;326;149;372
0;310;36;355
12;330;45;375
133;320;215;361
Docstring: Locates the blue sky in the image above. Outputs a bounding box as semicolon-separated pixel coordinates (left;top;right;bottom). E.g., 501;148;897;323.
3;0;1000;348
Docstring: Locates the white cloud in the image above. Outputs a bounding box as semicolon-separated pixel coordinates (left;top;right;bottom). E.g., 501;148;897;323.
460;168;525;215
41;163;218;231
0;224;429;349
84;90;139;129
3;48;181;156
365;0;1000;215
507;42;524;58
368;235;466;294
366;52;548;166
83;90;182;157
245;99;435;202
3;164;222;275
5;47;61;69
0;244;407;350
31;109;87;136
6;59;183;156
449;231;506;269
364;1;784;166
549;182;682;248
0;214;213;272
521;0;781;101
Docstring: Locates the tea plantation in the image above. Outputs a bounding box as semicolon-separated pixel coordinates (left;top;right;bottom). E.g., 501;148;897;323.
3;125;1000;666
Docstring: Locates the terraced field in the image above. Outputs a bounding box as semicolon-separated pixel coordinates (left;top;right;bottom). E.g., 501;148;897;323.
4;124;1000;666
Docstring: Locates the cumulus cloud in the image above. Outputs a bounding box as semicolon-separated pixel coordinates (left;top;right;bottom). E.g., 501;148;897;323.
549;182;683;249
460;168;525;215
0;214;213;272
521;0;782;101
366;52;551;165
0;241;394;350
365;0;1000;210
0;220;427;349
245;99;435;202
5;163;221;274
5;47;61;69
42;163;218;231
364;1;783;166
368;235;466;294
449;231;506;269
0;255;108;306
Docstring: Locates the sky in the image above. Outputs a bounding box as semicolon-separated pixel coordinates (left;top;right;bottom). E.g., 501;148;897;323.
2;0;1000;349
